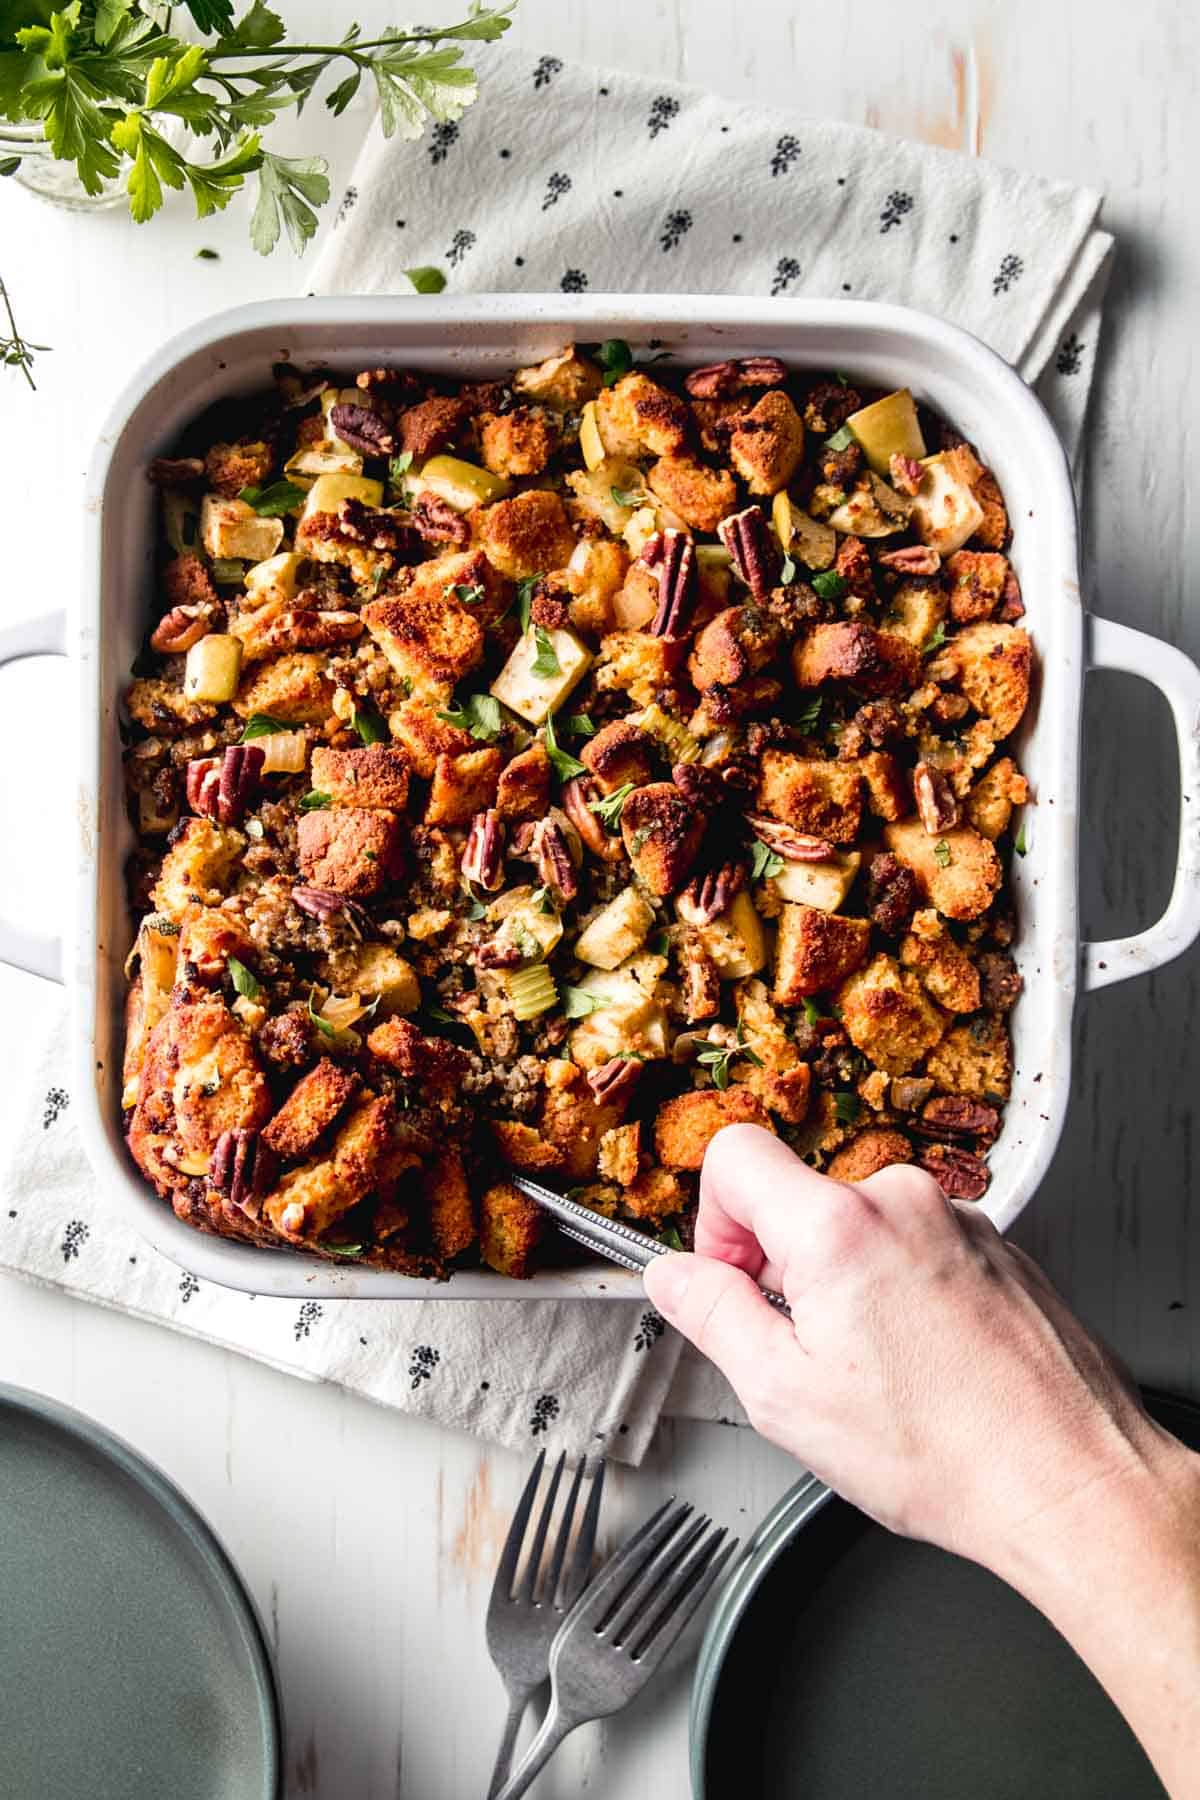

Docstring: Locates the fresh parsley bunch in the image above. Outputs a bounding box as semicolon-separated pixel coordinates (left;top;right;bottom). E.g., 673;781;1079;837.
0;0;515;376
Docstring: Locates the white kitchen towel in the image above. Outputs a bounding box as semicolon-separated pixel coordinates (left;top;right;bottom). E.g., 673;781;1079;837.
0;45;1113;1463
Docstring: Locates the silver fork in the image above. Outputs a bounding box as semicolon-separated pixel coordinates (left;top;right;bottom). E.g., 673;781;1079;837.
493;1499;738;1800
485;1449;606;1799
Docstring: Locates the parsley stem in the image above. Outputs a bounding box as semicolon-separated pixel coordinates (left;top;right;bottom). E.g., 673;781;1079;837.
0;277;46;391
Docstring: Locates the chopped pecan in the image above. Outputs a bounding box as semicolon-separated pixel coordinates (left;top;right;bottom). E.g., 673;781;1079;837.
333;497;421;555
476;938;522;970
717;505;781;597
681;859;745;925
888;453;926;497
919;1096;1001;1143
291;886;370;934
745;814;835;862
868;851;919;936
918;1141;990;1201
737;356;789;388
671;763;724;809
355;366;424;405
329;402;397;458
461;809;505;891
684;357;787;398
508;820;538;859
209;1128;276;1219
998;568;1025;621
185;745;264;825
534;819;578;902
641;529;697;639
150;604;213;654
562;776;626;861
979;951;1023;1013
587;1057;644;1106
410;491;471;548
147;456;205;487
913;761;960;834
877;544;941;576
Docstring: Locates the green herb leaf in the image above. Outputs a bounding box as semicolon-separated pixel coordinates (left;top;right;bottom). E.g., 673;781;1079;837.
250;152;330;256
1014;820;1028;857
588;781;634;828
596;338;633;386
299;789;331;811
657;1225;685;1252
630;824;655;854
778;552;797;585
240;712;289;740
530;885;556;915
648;929;671;957
750;838;784;882
565;713;596;738
794;694;823;734
226;954;261;1000
238;478;306;515
425;1003;455;1023
217;1;283;49
531;624;561;678
404;264;446;294
514;573;541;634
195;246;220;260
324;1242;366;1258
698;1025;762;1091
307;988;336;1038
811;569;847;602
542;710;586;781
352;703;387;746
610;484;644;508
802;996;821;1026
450;582;485;606
933;839;952;868
826;423;856;451
437;692;503;742
466;899;487;921
562;985;608;1020
833;1089;861;1126
388;449;413;493
922;621;947;658
210;557;244;584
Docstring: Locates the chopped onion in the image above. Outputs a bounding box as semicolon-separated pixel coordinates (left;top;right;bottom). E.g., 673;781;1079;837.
259;730;308;775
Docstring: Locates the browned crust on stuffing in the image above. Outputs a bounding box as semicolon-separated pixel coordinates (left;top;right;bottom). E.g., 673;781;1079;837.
620;782;705;895
837;953;947;1077
757;752;864;844
262;1057;360;1158
495;742;552;821
581;721;656;793
296;807;403;896
773;905;871;1004
478;489;577;580
480;1180;545;1278
647;452;737;534
363;589;485;697
654;1087;772;1170
310;745;411;810
425;747;503;826
826;1128;914;1182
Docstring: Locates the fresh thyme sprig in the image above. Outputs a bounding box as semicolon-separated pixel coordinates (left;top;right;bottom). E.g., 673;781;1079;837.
0;275;48;388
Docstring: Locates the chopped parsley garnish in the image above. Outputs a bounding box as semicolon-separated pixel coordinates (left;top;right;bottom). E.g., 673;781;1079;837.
922;622;947;658
425;1004;456;1023
324;1243;367;1258
240;713;289;741
588;782;634;828
437;693;503;742
530;885;557;915
352;703;388;746
611;485;644;508
802;996;821;1026
466;899;488;921
299;790;332;811
648;929;671;957
562;985;608;1020
514;573;541;634
750;838;785;882
404;265;447;295
697;1026;763;1091
794;694;823;733
307;989;336;1039
1014;820;1028;857
388;450;413;495
833;1090;861;1126
450;582;485;606
543;709;586;781
933;839;953;868
195;247;220;261
778;551;797;584
226;956;261;1001
811;569;847;602
657;1225;685;1252
531;624;561;678
565;713;596;738
825;423;856;451
596;338;634;387
630;824;655;854
238;479;306;516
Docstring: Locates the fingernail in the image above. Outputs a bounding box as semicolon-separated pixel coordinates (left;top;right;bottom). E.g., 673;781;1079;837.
644;1253;692;1315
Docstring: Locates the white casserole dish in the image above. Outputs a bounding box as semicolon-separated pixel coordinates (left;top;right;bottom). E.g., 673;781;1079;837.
3;295;1199;1300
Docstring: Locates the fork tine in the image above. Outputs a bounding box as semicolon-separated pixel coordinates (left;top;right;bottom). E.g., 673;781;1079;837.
516;1450;566;1604
630;1529;740;1667
558;1499;691;1636
601;1511;711;1643
491;1449;545;1604
541;1455;584;1608
557;1457;606;1609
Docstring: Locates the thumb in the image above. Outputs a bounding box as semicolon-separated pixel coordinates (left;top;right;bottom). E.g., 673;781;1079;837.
644;1251;795;1394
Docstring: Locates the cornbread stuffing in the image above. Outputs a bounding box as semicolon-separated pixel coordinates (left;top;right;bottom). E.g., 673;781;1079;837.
121;351;1031;1276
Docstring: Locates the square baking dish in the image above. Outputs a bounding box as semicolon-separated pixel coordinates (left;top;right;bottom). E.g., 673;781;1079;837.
4;294;1198;1299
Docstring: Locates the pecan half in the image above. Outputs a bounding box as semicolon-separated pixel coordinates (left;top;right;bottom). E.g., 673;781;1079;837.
333;497;421;555
587;1056;644;1106
534;819;578;902
918;1096;1001;1143
744;814;835;862
147;456;204;487
291;886;370;934
671;762;724;809
150;604;213;654
461;809;505;891
877;544;941;576
717;505;781;598
888;453;926;497
355;366;424;405
913;761;960;834
562;776;626;861
681;859;745;925
918;1142;990;1201
684;357;787;398
186;745;264;825
329;402;398;457
641;528;697;639
209;1128;276;1219
411;491;471;548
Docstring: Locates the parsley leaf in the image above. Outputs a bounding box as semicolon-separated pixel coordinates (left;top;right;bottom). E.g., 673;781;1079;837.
531;624;561;678
404;264;446;294
324;1242;366;1258
657;1225;685;1252
933;839;953;868
562;986;608;1020
307;988;336;1038
388;449;413;494
802;996;821;1026
750;838;784;882
299;789;331;811
611;484;644;508
825;423;856;451
833;1090;861;1126
778;551;797;584
648;929;671;957
450;582;485;606
238;478;306;515
352;703;387;746
588;782;634;828
514;573;540;634
240;712;289;741
542;709;586;781
794;694;823;734
565;713;596;738
922;622;947;658
437;693;502;742
1014;820;1028;857
596;338;633;386
811;569;847;602
250;152;329;256
226;954;261;1000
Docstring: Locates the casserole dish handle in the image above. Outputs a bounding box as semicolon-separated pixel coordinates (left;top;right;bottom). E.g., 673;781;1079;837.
0;611;67;984
1085;615;1200;990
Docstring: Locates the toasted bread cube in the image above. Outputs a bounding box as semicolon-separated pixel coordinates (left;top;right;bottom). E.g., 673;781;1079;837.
566;536;629;636
262;1058;360;1159
689;606;781;691
792;622;891;690
200;494;285;563
478;406;558;478
770;850;861;912
425;747;502;826
773;905;870;1004
297;807;402;896
367;1017;470;1092
310;745;411;811
363;589;485;701
837;953;947;1076
480;1180;545;1278
826;1128;914;1182
398;395;470;460
495;742;552;821
883;819;1002;922
615;1167;686;1222
490;625;592;726
729;390;805;495
346;943;420;1016
595;630;682;706
479;488;577;580
176;904;253;980
757;753;863;844
514;346;603;412
647;452;737;534
940;621;1032;738
539;1059;626;1180
926;1013;1012;1101
900;909;982;1013
971;467;1009;549
883;581;947;650
598;1122;642;1187
945;550;1010;624
654;1087;772;1171
966;756;1029;841
910;449;986;555
620;782;705;896
231;607;363;665
204;440;274;499
422;1148;477;1260
575;887;656;970
858;751;909;822
490;1119;566;1173
152;818;245;921
581;721;656;795
233;652;335;724
597;372;689;458
387;697;474;778
264;1091;395;1239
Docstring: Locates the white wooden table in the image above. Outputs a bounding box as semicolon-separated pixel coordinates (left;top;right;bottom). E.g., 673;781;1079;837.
2;2;1199;1793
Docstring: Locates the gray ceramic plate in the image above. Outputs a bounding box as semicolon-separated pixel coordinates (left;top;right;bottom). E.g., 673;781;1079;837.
0;1383;282;1800
690;1392;1196;1798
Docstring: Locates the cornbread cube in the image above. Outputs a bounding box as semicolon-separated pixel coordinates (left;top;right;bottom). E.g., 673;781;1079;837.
647;453;737;534
884;819;1002;922
620;782;705;896
346;943;420;1016
598;1122;642;1187
581;721;656;794
297;806;402;897
232;607;363;665
597;372;689;457
397;395;468;460
387;697;474;778
480;1180;545;1279
233;652;335;724
566;536;629;635
204;440;274;498
940;621;1032;738
495;743;552;821
490;1119;566;1173
425;747;502;826
478;406;558;477
176;904;253;979
966;757;1029;841
363;589;485;700
620;1166;690;1222
837;953;947;1077
367;1017;471;1093
729;391;805;494
478;489;577;579
152;818;245;921
422;1148;477;1260
757;752;864;844
900;910;982;1013
792;622;891;690
263;1092;396;1239
858;751;909;822
200;494;285;563
689;606;781;691
513;346;603;412
945;550;1011;623
310;745;411;810
595;630;682;704
971;466;1010;549
882;581;946;650
129;996;270;1191
925;1013;1012;1102
539;1060;626;1180
773;905;871;1004
125;677;216;736
262;1058;360;1159
654;1087;772;1171
826;1129;914;1183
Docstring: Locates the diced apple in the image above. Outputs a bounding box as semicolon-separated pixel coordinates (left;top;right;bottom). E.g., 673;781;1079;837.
242;551;305;614
184;633;243;703
416;454;508;511
579;400;606;470
676;888;767;979
300;471;384;521
569;956;670;1069
910;451;987;555
827;473;912;539
844;388;927;475
490;626;593;726
574;887;656;970
284;440;364;481
770;850;861;912
200;495;285;562
771;492;837;570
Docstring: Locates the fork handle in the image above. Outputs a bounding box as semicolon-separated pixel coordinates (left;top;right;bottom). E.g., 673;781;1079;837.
490;1698;577;1800
486;1687;538;1800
